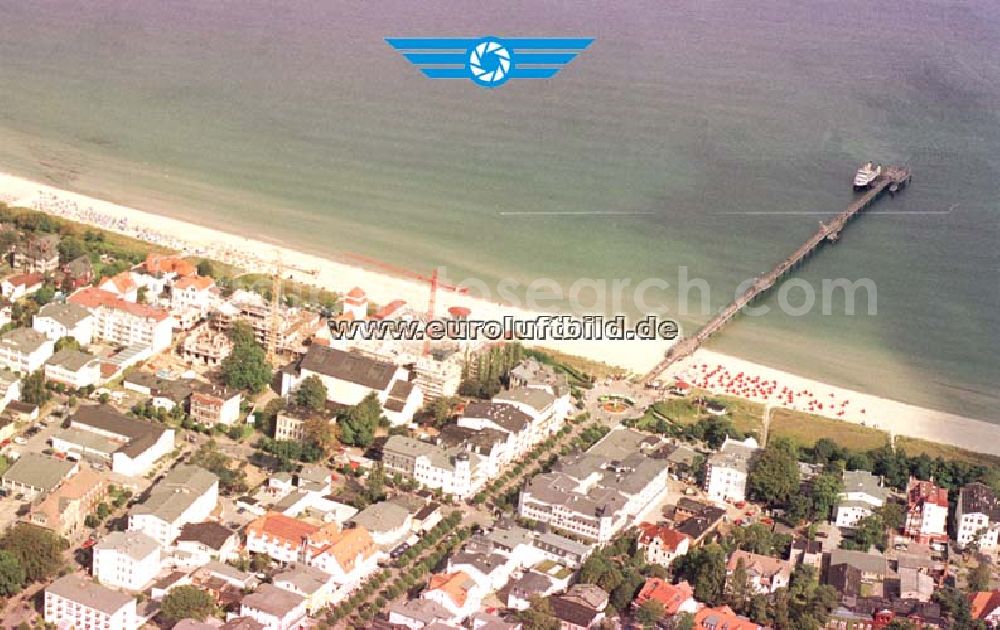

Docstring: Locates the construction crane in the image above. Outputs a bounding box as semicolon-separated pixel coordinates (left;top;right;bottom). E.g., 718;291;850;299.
422;268;439;357
267;253;283;364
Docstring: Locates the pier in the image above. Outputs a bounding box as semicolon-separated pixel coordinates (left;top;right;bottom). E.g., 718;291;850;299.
643;165;912;385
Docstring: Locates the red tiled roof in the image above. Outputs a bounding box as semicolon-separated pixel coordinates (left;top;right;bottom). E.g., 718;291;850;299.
5;272;44;287
908;478;949;509
635;578;695;616
69;287;170;321
969;591;1000;620
638;522;690;552
695;606;761;630
144;254;196;277
101;272;136;294
372;300;406;320
427;572;472;608
174;275;215;291
246;512;319;547
346;287;366;300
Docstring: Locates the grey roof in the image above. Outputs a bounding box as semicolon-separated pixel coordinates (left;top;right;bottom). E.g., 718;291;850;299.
841;470;889;502
510;570;554;596
462;401;532;433
95;530;160;560
960;482;1000;520
130;465;218;522
300;345;395;389
437;424;507;454
45;348;97;372
484;525;534;551
71;404;169;459
50;426;118;455
449;550;508;575
36;301;92;328
0;327;50;354
197;560;257;587
535;531;591;557
351;501;411;533
273;564;331;596
388;598;452;624
586;427;661;460
241;583;304;617
494;386;556;412
828;549;890;576
177;522;236;550
2;452;76;491
709;438;760;473
47;574;134;614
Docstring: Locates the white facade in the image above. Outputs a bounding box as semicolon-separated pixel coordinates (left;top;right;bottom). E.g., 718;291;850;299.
170;276;216;315
835;471;888;529
112;428;176;477
956;483;1000;551
45;576;139;630
238;584;308;630
93;531;162;591
128;465;219;547
45;355;102;389
69;287;174;353
705;438;759;504
32;306;95;346
0;328;55;374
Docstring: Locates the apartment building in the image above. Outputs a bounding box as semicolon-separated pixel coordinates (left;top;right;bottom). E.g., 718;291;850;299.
32;301;95;345
382;435;487;499
44;348;102;389
903;477;949;545
835;470;889;529
69;287;174;352
0;327;55;373
704;437;760;504
238;583;307;630
128;464;219;547
26;465;107;539
189;385;243;427
93;531;162;591
637;522;691;568
1;453;77;500
956;482;1000;551
726;550;793;594
45;575;138;630
63;404;175;477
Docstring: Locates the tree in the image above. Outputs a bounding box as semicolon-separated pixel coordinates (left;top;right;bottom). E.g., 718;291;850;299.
220;335;272;393
0;523;66;583
57;236;86;265
161;585;215;621
748;440;800;506
339;392;383;447
20;370;48;405
673;543;727;606
190;440;248;495
674;612;695;630
33;284;55;306
302;415;336;455
809;473;844;522
228;321;257;347
968;561;992;592
296;375;327;411
54;336;80;352
196;260;214;277
0;550;25;596
516;596;559;630
365;465;386;503
428;396;458;427
636;599;665;627
726;557;750;613
136;286;148;304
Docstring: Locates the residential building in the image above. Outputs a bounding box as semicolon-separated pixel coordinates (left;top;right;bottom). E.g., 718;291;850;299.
144;253;196;278
272;564;336;614
705;437;760;504
45;575;138;630
634;578;699;618
388;598;453;629
509;358;569;394
726;550;793;594
26;465;107;539
0;369;21;413
1;452;77;500
0;327;55;373
1;272;44;300
65;404;175;476
281;345;422;426
493;386;571;438
549;583;609;630
98;271;140;302
13;234;60;273
175;522;239;565
60;255;94;290
413;352;463;402
637;522;691;568
904;477;949;545
93;531;162;591
693;606;764;630
44;348;102;389
457;401;537;462
305;524;380;586
350;501;414;546
211;290;322;356
69;286;174;352
32;301;95;345
238;583;307;630
128;464;219;547
507;571;557;610
245;512;319;564
382;435;486;499
969;591;1000;627
182;325;233;366
518;428;670;543
274;406;334;443
956;482;1000;551
422;571;483;623
190;385;242;426
836;470;889;528
171;275;216;315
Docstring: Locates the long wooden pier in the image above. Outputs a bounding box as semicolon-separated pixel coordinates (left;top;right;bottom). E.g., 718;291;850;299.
643;165;912;385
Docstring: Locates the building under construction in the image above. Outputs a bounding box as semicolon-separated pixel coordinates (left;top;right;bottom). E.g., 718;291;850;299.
210;290;324;358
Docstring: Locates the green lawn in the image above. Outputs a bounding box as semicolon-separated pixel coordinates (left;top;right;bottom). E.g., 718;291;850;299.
894;436;1000;468
768;408;889;451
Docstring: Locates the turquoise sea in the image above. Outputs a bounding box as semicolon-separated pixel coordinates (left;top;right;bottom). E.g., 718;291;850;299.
0;0;997;419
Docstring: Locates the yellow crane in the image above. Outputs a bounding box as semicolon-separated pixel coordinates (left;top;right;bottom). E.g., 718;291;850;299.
267;253;283;365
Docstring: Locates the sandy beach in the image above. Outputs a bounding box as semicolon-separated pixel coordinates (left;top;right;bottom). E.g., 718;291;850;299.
1;170;997;456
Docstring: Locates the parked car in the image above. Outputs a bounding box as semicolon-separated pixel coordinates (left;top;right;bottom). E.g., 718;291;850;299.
13;437;27;445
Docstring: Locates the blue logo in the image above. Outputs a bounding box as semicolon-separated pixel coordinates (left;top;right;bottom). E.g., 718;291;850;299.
385;37;594;88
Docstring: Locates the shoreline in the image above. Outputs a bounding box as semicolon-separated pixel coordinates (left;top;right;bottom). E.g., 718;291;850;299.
1;170;997;456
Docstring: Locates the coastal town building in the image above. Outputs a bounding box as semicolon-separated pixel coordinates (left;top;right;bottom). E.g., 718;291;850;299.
955;482;1000;551
422;571;484;623
182;325;233;366
238;583;307;630
272;564;336;614
350;501;414;547
26;465;107;539
835;470;889;528
726;550;793;594
704;437;760;504
32;301;95;345
509;357;569;394
60;255;94;290
211;290;322;356
493;386;571;438
44;574;139;630
281;345;422;426
1;452;77;500
144;253;196;278
0;369;21;413
637;522;691;568
904;478;949;545
44;348;102;389
99;271;140;302
517;428;670;543
274;406;334;443
387;599;453;628
12;234;60;273
69;286;174;352
694;606;764;630
382;435;486;500
305;524;380;586
189;384;243;426
969;591;1000;626
1;272;44;300
128;464;219;547
549;583;609;630
245;512;319;565
0;327;55;373
93;530;162;591
634;578;699;618
170;274;216;315
174;522;239;565
59;404;175;476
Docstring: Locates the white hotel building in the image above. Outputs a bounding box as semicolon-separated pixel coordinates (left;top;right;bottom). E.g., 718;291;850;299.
45;575;139;630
